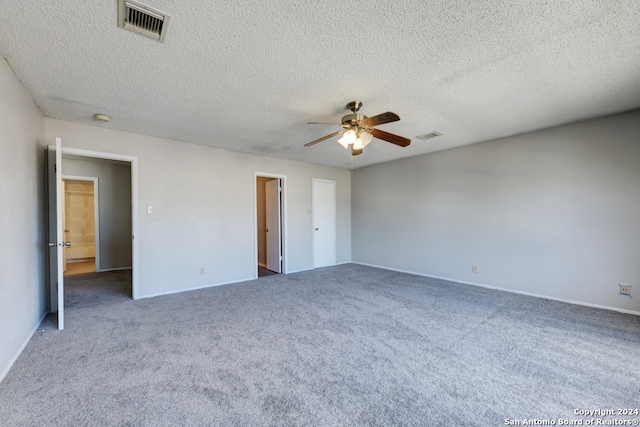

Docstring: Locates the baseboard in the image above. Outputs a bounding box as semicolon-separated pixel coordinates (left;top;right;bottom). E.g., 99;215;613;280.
352;262;640;317
0;311;48;384
287;262;349;275
138;277;255;300
139;266;322;299
286;267;313;274
67;258;94;263
97;266;132;273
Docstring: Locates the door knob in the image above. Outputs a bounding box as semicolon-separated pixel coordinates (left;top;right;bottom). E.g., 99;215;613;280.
64;241;71;246
265;228;268;232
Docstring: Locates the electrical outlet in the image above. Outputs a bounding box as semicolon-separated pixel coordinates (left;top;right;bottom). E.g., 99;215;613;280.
199;268;205;276
619;284;632;297
472;264;478;273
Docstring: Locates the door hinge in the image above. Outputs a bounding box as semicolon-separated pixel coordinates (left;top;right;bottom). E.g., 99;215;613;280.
54;164;57;173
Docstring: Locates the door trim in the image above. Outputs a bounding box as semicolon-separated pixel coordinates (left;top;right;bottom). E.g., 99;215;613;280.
265;178;282;274
55;139;64;328
254;172;287;278
62;176;100;272
57;146;140;299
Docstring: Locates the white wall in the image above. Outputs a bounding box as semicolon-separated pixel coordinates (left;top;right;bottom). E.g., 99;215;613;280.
63;157;132;270
0;57;47;381
352;110;640;313
45;119;351;298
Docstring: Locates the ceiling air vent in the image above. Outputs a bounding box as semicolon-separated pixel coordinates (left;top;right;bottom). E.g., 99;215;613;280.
416;131;443;140
118;0;170;42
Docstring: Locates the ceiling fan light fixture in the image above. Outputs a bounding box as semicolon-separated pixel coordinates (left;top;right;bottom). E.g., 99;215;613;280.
359;131;373;147
352;130;373;150
337;129;357;149
305;102;410;156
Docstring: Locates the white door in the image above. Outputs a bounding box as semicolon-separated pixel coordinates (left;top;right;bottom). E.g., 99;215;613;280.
312;179;336;268
265;179;282;273
62;180;68;273
47;137;65;330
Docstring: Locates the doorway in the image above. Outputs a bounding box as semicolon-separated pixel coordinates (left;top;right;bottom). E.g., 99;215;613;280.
47;141;139;330
255;173;286;278
62;177;98;276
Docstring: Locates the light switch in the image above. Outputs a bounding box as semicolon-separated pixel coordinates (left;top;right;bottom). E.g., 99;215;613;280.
147;205;154;214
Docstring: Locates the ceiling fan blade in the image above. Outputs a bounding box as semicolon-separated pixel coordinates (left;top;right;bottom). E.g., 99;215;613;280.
359;112;400;127
304;130;344;147
307;121;342;125
371;128;411;147
351;147;363;156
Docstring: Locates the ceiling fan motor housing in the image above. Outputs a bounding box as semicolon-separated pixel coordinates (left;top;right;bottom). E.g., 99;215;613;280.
342;113;367;126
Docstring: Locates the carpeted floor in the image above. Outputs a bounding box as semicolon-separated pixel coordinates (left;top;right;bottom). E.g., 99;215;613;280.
258;266;278;277
1;264;639;426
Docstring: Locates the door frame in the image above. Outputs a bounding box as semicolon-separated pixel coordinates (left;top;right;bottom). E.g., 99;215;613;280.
264;178;282;274
62;176;100;272
312;178;337;268
57;146;140;299
254;172;287;278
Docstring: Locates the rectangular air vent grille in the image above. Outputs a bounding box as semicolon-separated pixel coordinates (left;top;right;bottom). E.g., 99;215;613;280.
118;0;170;42
416;131;443;140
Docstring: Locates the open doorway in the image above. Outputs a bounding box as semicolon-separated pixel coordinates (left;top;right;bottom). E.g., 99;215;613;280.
255;174;285;278
61;177;98;276
61;155;133;299
47;142;138;330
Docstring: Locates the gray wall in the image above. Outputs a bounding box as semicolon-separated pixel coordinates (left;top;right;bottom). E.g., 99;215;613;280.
352;110;640;313
62;157;132;270
45;118;352;298
0;57;47;381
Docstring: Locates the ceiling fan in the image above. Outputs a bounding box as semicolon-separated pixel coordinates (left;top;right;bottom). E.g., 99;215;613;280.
304;101;411;156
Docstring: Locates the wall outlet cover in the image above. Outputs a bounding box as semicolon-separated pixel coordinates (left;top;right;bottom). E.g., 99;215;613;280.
619;284;632;297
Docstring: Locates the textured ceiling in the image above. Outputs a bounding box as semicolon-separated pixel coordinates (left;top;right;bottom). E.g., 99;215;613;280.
1;0;639;169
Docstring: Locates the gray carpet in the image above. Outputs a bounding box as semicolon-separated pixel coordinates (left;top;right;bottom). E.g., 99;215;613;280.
258;266;278;277
1;264;639;426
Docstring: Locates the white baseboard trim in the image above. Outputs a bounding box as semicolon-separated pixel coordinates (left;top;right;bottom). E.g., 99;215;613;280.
352;262;640;317
97;266;132;273
0;311;48;384
138;277;256;300
288;261;350;275
286;267;313;274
